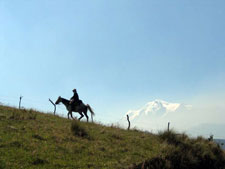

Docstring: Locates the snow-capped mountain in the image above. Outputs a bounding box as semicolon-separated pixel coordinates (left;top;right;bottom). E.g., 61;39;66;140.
119;99;192;132
127;100;183;119
118;99;225;139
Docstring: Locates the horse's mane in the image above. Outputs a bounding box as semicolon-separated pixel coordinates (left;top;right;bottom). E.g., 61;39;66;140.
61;97;70;103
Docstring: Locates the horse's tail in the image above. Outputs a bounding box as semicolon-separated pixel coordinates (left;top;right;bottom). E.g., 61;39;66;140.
87;104;95;116
86;104;95;122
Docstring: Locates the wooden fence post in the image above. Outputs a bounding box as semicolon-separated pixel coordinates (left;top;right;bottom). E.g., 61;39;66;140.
168;122;170;132
208;135;214;141
19;96;23;109
49;98;56;115
127;115;130;130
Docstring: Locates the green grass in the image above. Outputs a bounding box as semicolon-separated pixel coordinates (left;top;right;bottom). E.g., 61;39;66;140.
0;105;224;169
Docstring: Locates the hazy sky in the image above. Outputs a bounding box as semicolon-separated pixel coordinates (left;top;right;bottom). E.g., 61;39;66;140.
1;0;225;123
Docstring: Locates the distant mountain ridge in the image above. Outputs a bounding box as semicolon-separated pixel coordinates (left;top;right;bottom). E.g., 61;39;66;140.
188;123;225;140
214;139;225;150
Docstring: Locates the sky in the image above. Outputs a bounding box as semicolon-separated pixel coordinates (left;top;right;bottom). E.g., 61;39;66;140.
1;0;225;125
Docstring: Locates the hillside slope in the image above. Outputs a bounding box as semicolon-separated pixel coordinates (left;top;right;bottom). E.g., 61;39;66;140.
0;105;224;169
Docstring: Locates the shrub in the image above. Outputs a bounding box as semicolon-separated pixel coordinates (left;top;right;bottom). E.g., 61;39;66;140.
130;130;225;169
71;120;89;138
158;130;188;146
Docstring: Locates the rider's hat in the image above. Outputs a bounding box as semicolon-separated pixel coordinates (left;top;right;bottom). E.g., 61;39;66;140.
73;89;77;92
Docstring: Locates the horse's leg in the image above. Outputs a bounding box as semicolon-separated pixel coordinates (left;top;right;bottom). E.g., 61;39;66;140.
68;105;72;119
70;111;74;119
78;112;84;121
83;108;89;122
67;112;70;119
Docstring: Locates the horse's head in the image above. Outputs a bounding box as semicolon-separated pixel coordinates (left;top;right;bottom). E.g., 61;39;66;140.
55;96;62;104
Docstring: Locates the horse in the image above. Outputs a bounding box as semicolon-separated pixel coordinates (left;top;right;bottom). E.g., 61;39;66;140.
55;96;95;122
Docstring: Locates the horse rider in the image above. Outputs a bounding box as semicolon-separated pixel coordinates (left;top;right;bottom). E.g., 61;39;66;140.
70;89;81;107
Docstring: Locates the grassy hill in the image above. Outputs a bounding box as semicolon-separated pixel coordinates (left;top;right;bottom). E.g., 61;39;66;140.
0;105;225;169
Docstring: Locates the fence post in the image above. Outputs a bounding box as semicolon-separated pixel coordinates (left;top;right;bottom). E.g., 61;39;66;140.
208;135;213;141
19;96;23;109
49;98;56;115
168;122;170;132
127;115;130;130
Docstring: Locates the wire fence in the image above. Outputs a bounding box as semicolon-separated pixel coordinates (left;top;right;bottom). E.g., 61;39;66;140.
0;94;63;112
0;94;120;120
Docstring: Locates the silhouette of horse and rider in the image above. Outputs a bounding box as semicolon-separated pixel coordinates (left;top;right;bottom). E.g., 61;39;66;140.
55;89;94;122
